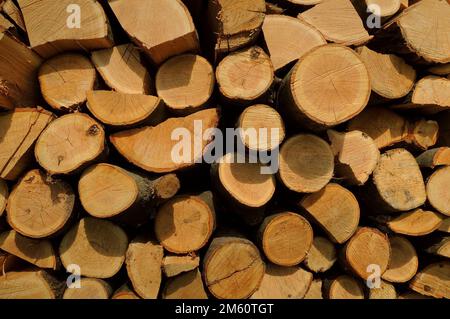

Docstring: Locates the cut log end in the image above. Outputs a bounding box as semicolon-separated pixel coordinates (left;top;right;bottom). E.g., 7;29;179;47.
163;269;208;299
163;255;200;278
327;275;365;299
382;236;418;283
426;166;450;216
63;278;112;299
368;280;397;299
303;236;337;273
0;270;61;299
387;209;444;236
409;262;450;299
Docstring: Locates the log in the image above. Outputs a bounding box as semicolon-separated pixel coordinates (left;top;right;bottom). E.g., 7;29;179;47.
0;32;42;108
0;13;13;33
126;234;163;299
251;264;313;299
299;183;360;244
298;0;371;46
162;269;208;299
261;14;326;72
409;262;450;299
163;255;200;278
79;163;180;224
111;284;140;299
6;169;75;239
109;0;199;65
426;166;450;216
368;148;426;212
91;44;152;95
156;54;214;114
304;278;323;299
59;217;128;279
303;236;337;273
86;90;166;128
423;236;450;259
18;0;113;57
342;227;391;280
386;209;444;236
63;278;112;299
0;108;54;181
368;280;397;299
237;104;286;152
365;0;402;19
382;236;418;283
356;46;416;100
216;46;274;106
0;270;62;299
327;130;380;185
392;76;450;114
110;108;220;173
207;0;266;59
0;179;7;217
155;194;215;254
0;230;57;269
373;0;450;64
258;212;313;267
38;53;97;112
405;119;439;151
278;134;334;193
416;147;450;168
203;236;265;299
278;45;370;131
287;0;322;5
324;275;365;299
35;113;106;175
1;0;26;33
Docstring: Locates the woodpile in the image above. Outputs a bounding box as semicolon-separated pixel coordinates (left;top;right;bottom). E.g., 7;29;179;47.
0;0;448;300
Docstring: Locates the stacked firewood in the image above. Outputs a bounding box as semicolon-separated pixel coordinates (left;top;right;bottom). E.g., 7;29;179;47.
0;0;448;299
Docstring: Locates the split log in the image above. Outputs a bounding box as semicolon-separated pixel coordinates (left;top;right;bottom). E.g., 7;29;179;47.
203;236;265;299
278;45;370;131
59;217;128;279
423;237;450;259
392;76;450;114
298;0;371;46
126;234;163;299
86;90;165;128
18;0;113;58
428;63;450;76
382;236;418;283
373;0;450;64
405;119;439;151
1;0;26;33
0;270;62;299
162;269;208;299
63;278;112;299
251;264;313;299
0;179;6;216
261;14;326;71
110;108;219;173
109;0;199;65
156;54;214;114
112;284;140;300
303;236;337;273
212;153;276;225
0;230;57;269
163;255;200;278
304;278;323;299
416;147;450;168
0;32;42;108
258;212;313;266
439;218;450;234
409;262;450;299
38;53;97;112
91;44;152;95
324;275;365;299
327;130;380;185
299;183;360;244
0;108;54;181
367;148;426;212
278;134;334;193
207;0;266;59
237;104;286;152
356;46;416;100
79;163;180;224
35;113;106;175
426;166;450;216
216;46;274;106
342;227;391;280
385;209;444;236
6;169;75;239
155;194;215;254
368;280;397;299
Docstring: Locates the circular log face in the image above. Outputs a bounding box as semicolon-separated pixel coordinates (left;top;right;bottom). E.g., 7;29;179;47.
259;212;313;266
63;278;111;299
427;166;450;216
155;195;215;253
329;275;365;299
368;280;397;299
7;169;75;238
382;236;418;283
288;45;370;126
366;0;401;17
